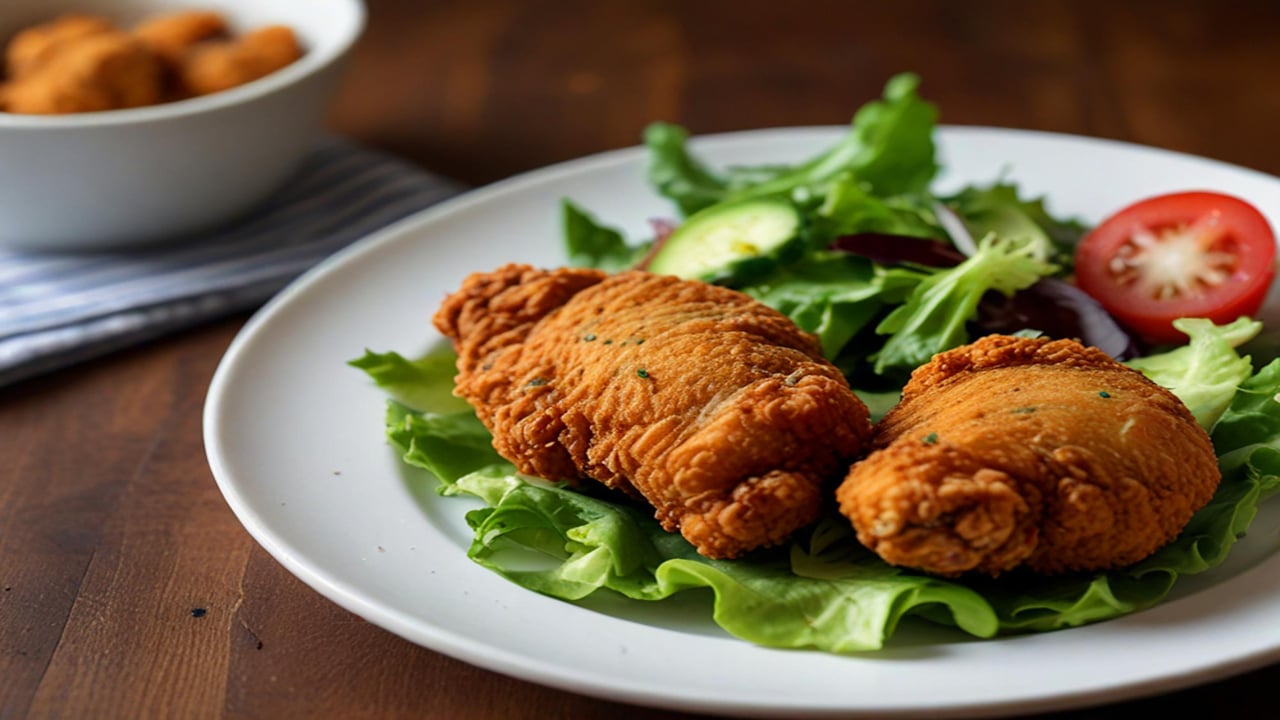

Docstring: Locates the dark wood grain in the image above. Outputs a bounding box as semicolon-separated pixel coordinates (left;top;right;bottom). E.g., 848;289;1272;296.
3;0;1280;717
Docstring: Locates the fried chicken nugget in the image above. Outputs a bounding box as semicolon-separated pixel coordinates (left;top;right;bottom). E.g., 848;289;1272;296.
434;264;874;559
178;25;302;96
5;14;115;79
837;335;1220;577
2;31;164;115
133;11;229;67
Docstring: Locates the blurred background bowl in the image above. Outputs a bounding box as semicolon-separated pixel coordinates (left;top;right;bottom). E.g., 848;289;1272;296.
0;0;365;252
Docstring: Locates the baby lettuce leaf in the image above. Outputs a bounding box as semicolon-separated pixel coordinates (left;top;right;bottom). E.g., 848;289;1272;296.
745;251;926;359
872;233;1057;373
562;200;649;272
357;341;1280;651
811;179;944;245
642;123;731;217
645;73;938;217
944;182;1089;268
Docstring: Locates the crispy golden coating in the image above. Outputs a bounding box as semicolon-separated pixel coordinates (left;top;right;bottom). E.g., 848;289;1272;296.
434;264;873;559
179;26;302;96
837;335;1220;577
1;31;163;114
133;11;229;67
5;14;115;79
1;13;303;114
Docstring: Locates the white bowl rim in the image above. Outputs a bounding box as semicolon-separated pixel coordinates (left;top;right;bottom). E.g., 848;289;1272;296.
0;0;366;129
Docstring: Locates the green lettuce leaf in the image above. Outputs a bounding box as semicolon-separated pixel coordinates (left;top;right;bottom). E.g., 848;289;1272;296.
811;179;943;245
726;73;939;203
385;402;503;485
1208;359;1280;472
872;233;1057;373
945;182;1088;267
562;200;648;271
642;123;729;217
645;73;938;216
348;348;470;413
1126;317;1261;430
745;251;925;358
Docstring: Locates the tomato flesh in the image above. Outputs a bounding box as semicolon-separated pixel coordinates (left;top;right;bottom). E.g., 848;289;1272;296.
1074;191;1277;344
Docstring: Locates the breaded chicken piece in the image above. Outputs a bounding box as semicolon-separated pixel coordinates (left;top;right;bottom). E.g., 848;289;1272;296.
178;26;302;96
434;264;873;559
2;31;163;114
5;14;115;79
133;11;229;67
837;335;1220;577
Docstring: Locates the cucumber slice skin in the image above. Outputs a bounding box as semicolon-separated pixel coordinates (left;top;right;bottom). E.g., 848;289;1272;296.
647;198;805;285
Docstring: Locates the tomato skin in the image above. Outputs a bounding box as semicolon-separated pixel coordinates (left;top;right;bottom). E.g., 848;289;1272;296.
1074;191;1277;344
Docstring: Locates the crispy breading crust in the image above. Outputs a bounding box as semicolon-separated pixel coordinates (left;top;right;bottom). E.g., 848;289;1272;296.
5;14;115;79
434;263;873;559
837;334;1221;576
133;11;230;67
1;13;303;113
2;31;163;114
179;26;302;97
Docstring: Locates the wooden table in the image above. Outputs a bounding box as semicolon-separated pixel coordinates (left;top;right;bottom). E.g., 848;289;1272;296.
4;0;1279;716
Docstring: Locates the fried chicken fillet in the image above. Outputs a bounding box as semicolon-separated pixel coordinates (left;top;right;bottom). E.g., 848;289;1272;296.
837;335;1220;576
434;264;873;559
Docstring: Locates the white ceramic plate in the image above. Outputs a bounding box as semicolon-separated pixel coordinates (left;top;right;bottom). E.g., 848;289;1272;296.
204;126;1280;718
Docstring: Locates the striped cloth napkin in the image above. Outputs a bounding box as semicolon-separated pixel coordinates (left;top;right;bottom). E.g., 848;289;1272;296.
0;136;462;387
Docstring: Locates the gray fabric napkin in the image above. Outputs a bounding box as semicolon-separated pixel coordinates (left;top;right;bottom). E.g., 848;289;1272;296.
0;136;463;387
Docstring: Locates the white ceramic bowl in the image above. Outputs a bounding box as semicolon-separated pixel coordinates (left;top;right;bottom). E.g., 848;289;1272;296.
0;0;365;251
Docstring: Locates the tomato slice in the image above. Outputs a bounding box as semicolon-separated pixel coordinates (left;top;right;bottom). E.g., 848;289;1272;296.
1074;191;1277;344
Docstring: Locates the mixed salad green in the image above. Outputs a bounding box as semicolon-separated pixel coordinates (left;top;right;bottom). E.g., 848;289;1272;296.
352;74;1280;652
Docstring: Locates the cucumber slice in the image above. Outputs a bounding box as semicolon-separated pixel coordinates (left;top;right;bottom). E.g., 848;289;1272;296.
647;197;804;284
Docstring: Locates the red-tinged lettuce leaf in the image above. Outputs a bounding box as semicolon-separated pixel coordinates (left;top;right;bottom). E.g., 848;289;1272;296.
830;232;966;267
829;234;1138;360
978;278;1139;361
